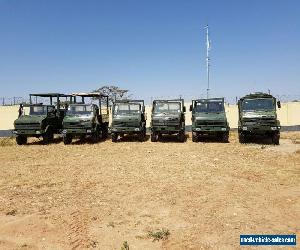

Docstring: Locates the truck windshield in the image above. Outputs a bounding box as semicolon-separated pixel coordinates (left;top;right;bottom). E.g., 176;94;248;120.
242;98;274;111
29;106;47;115
67;105;92;115
113;103;141;115
153;102;181;113
194;101;224;113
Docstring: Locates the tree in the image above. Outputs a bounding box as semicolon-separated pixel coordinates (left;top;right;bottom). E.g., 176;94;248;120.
94;85;130;105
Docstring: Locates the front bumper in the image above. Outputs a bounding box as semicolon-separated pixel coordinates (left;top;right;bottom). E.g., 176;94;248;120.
151;125;182;133
13;129;45;136
239;125;281;133
110;126;142;133
62;127;95;136
192;126;229;133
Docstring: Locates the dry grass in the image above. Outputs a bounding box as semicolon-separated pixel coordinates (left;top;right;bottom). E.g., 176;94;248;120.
0;132;299;249
0;137;15;147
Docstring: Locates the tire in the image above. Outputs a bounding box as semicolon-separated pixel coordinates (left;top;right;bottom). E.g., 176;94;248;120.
192;132;198;142
16;135;27;145
111;133;118;142
272;133;280;145
238;132;245;143
151;132;157;142
178;131;185;142
102;124;108;139
43;128;53;144
63;135;72;145
138;128;146;142
222;132;229;143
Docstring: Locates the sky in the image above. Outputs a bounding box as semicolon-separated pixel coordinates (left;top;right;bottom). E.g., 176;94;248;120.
0;0;299;102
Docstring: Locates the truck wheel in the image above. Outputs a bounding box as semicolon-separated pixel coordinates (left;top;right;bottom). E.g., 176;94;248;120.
192;132;198;142
63;135;72;145
102;125;108;139
43;129;54;144
178;131;185;142
151;132;158;142
16;135;27;145
91;132;100;143
238;133;246;143
272;133;280;145
111;133;118;142
222;132;229;143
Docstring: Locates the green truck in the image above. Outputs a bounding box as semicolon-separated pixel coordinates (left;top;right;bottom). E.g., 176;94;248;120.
13;93;71;145
62;93;109;144
110;100;146;142
238;92;281;144
150;99;186;142
190;98;230;142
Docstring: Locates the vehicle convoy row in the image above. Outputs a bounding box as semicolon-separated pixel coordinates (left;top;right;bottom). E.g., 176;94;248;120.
13;92;281;145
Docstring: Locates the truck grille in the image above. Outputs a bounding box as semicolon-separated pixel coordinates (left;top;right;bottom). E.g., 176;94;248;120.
15;123;40;130
64;122;86;128
196;120;225;126
112;121;139;127
152;119;180;126
243;118;276;126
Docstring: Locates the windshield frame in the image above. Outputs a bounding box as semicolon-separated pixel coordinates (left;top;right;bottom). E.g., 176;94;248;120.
153;102;181;114
241;98;275;112
67;104;93;115
113;103;141;116
193;100;225;113
29;105;48;116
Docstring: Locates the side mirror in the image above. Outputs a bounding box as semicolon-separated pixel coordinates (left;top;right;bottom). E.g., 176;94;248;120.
142;106;145;112
189;105;193;112
277;101;281;108
183;106;186;113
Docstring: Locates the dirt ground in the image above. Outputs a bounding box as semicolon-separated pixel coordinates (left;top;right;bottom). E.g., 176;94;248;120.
0;132;299;250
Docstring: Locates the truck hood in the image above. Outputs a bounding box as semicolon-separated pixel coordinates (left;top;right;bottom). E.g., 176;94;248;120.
14;115;45;125
152;113;181;120
63;114;93;123
242;110;276;119
194;112;227;121
112;114;141;122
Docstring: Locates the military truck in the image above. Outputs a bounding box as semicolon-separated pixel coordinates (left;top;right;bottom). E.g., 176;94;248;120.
190;98;230;142
150;99;186;142
13;93;71;145
62;93;109;144
238;92;281;144
110;100;146;142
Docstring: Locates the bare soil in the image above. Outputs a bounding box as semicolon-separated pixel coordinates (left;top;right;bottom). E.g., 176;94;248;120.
0;132;299;250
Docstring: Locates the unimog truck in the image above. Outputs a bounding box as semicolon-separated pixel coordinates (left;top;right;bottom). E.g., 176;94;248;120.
110;100;146;142
238;92;281;144
13;93;71;145
190;98;230;142
150;99;186;142
62;93;109;144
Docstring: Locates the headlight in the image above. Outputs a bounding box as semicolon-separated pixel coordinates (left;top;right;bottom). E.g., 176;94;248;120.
242;126;247;131
221;128;226;131
36;131;41;134
86;129;92;133
271;127;278;130
195;128;201;131
134;128;140;131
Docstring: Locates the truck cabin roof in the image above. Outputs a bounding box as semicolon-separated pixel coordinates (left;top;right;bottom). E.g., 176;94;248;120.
240;92;275;100
114;99;144;106
193;98;224;103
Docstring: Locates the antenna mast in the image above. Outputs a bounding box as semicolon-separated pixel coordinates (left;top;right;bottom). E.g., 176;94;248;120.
205;25;211;99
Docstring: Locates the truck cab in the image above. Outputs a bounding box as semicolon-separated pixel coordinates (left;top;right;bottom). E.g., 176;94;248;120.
190;98;229;142
150;99;186;142
13;93;71;145
110;100;146;142
238;92;281;144
62;93;109;144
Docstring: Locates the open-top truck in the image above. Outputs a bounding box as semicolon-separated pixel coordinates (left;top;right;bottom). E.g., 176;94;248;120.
150;99;186;142
238;92;281;144
62;93;109;144
13;93;71;145
190;98;230;142
110;100;146;142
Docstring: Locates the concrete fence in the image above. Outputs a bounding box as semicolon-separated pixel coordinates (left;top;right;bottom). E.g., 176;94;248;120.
0;102;299;131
